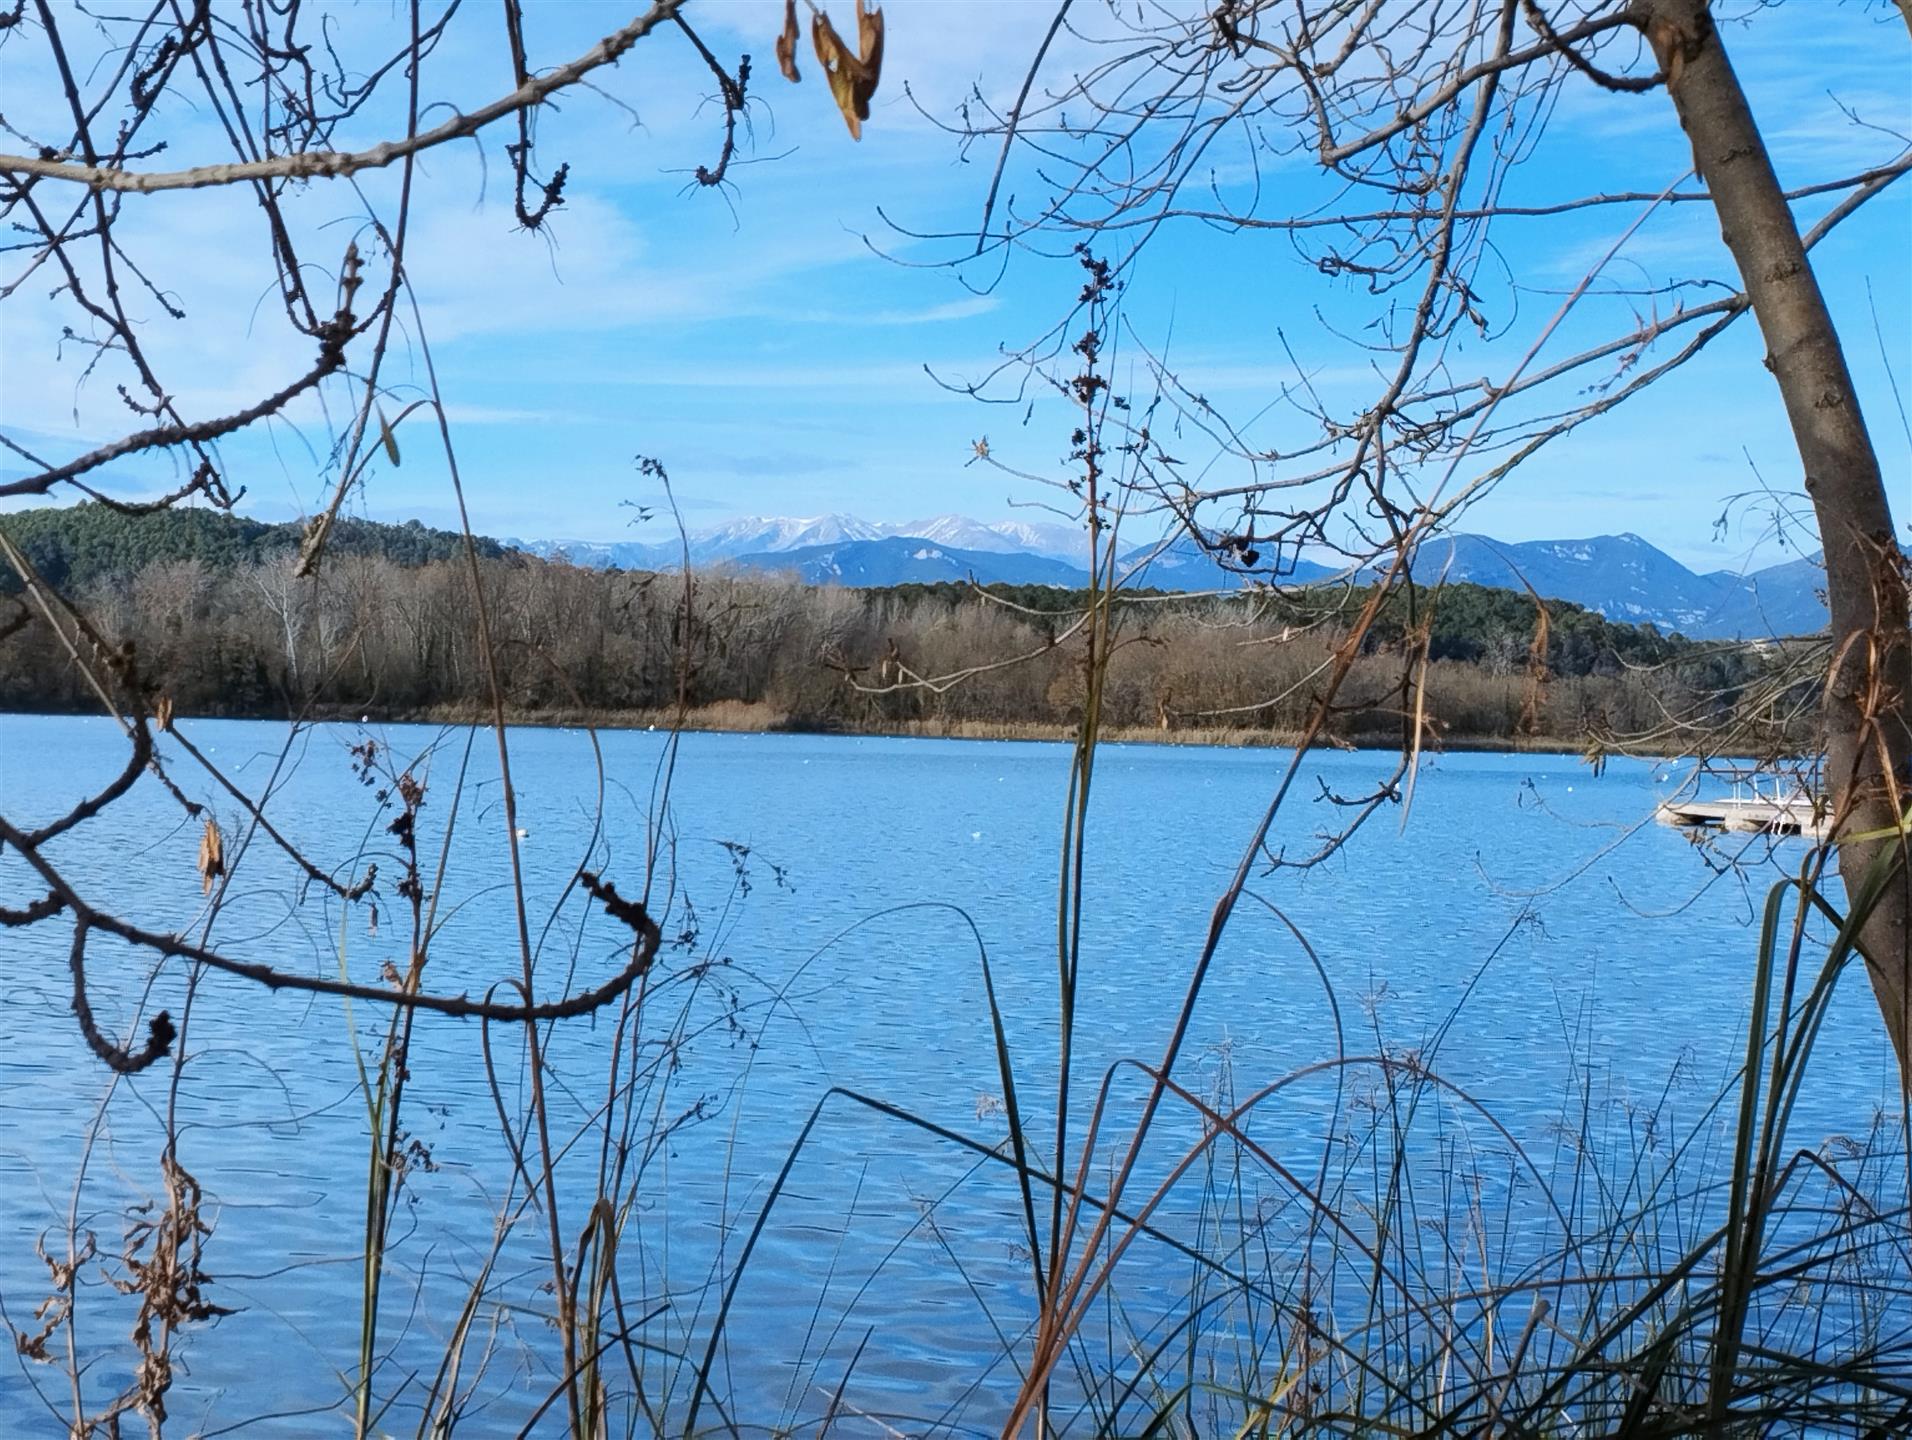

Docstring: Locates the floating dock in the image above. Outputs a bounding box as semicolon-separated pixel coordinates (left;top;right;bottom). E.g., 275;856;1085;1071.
1656;793;1829;841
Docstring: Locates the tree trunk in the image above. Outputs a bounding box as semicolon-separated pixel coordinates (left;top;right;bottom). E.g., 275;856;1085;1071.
1640;0;1911;1084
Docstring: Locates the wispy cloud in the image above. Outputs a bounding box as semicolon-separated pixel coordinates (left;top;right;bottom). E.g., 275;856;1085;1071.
680;449;840;477
786;295;1002;326
2;0;1898;566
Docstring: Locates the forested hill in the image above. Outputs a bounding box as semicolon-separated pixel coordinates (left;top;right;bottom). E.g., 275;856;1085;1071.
879;579;1700;677
0;501;1784;745
2;501;1724;680
0;501;503;592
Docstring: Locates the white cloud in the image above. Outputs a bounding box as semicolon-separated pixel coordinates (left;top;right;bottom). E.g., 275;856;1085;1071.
2;0;1900;560
436;403;590;426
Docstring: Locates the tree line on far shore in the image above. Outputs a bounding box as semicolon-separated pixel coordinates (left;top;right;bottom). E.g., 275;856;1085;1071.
0;505;1792;748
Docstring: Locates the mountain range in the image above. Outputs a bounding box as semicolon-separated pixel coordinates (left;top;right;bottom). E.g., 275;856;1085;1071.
505;515;1827;641
1398;533;1827;641
513;513;1088;569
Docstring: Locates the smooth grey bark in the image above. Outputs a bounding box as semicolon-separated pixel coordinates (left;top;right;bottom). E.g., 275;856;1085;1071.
1639;0;1911;1083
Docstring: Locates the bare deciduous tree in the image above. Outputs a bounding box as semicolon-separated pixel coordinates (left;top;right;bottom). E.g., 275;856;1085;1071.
946;0;1909;1081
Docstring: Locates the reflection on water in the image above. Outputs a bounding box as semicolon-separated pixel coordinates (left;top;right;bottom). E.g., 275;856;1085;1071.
0;716;1896;1431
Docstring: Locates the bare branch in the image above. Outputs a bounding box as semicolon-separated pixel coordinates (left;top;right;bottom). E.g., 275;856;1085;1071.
0;2;686;193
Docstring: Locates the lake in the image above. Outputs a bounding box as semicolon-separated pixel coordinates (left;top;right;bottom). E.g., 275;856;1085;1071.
0;715;1898;1433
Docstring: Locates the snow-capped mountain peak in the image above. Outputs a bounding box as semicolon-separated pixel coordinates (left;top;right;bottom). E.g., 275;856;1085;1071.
503;515;1828;640
696;514;883;555
895;515;1023;553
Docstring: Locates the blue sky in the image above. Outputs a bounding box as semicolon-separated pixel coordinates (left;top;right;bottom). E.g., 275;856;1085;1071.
2;0;1906;573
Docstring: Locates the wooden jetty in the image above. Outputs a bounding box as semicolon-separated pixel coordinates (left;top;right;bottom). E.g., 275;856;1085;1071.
1656;768;1829;841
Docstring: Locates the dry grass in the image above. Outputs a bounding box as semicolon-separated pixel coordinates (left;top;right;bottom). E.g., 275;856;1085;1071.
292;701;1593;756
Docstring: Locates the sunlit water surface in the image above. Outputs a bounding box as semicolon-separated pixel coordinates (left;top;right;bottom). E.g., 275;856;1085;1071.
0;716;1897;1432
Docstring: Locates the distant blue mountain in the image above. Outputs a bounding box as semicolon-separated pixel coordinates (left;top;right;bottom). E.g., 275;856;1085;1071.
506;514;1830;641
1397;532;1826;640
722;535;1092;588
725;530;1344;592
1703;553;1828;639
1402;534;1726;634
1119;532;1342;589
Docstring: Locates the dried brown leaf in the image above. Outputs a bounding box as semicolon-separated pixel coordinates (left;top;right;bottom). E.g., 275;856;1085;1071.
811;0;883;140
775;0;801;82
155;695;174;733
294;511;331;578
857;0;884;86
1516;577;1551;739
196;816;224;895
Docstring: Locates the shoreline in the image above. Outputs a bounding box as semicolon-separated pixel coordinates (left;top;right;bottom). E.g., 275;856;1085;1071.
3;699;1613;759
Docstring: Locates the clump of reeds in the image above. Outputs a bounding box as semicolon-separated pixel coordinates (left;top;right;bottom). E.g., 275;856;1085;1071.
660;250;1912;1437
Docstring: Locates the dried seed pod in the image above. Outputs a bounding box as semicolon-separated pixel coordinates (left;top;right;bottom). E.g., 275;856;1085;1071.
775;0;801;82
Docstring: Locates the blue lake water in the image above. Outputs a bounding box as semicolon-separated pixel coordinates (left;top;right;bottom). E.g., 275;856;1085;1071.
0;715;1898;1433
